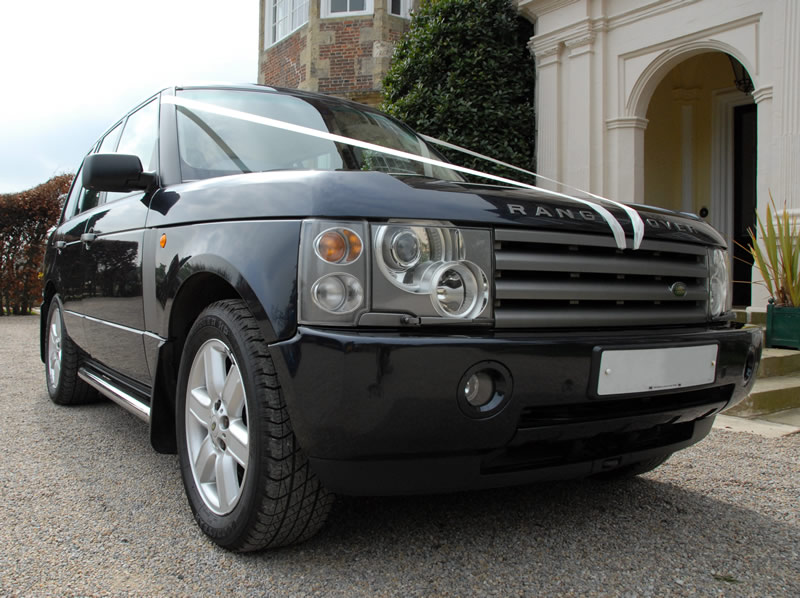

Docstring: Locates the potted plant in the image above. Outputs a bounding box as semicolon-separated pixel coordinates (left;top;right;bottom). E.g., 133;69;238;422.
743;195;800;349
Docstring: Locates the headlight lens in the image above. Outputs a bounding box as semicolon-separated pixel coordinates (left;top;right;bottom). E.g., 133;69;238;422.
709;248;731;317
373;223;491;320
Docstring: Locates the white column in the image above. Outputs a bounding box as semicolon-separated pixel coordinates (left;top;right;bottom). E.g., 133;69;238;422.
531;40;562;190
751;85;774;308
672;88;700;214
605;117;648;204
564;33;595;190
775;0;800;213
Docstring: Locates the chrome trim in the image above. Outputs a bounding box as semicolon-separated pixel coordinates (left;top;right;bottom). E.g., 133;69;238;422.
78;368;151;422
63;310;163;341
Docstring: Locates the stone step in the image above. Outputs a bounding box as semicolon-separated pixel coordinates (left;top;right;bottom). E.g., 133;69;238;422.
733;308;767;326
758;347;800;378
724;373;800;418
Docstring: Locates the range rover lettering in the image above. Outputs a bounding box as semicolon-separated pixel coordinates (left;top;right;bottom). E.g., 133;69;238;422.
41;85;762;551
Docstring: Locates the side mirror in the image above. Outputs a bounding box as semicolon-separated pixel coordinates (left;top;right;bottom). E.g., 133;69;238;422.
83;153;156;193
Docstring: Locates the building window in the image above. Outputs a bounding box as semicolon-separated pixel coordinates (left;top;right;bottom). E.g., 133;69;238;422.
321;0;374;18
388;0;410;18
266;0;309;47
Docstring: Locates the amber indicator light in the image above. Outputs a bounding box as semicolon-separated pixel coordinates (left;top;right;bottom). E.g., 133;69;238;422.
160;234;167;248
315;228;362;264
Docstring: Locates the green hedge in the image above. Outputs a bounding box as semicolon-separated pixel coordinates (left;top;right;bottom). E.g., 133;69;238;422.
381;0;536;182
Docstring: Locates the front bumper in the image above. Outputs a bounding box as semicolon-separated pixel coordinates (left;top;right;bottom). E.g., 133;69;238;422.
270;324;761;495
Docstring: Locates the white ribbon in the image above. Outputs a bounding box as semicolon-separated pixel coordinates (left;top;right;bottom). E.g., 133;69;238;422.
421;134;645;250
163;95;636;250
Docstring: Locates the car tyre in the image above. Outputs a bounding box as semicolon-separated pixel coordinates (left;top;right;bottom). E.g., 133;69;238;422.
176;300;333;551
44;296;98;405
593;453;672;481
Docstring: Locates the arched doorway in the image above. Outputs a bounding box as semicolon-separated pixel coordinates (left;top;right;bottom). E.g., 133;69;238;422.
643;51;756;306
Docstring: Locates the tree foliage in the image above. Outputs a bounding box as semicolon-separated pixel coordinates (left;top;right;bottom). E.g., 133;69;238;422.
0;175;72;315
381;0;536;182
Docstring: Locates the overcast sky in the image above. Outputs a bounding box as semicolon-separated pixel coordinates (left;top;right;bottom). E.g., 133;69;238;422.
0;0;258;194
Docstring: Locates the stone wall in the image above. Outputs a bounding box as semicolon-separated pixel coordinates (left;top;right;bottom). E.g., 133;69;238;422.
260;28;308;89
258;1;416;106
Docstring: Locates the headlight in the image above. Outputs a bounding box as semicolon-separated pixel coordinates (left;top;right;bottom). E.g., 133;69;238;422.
709;247;731;317
372;222;491;321
298;219;492;326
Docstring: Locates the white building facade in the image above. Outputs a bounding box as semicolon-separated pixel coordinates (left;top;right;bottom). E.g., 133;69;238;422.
518;0;800;306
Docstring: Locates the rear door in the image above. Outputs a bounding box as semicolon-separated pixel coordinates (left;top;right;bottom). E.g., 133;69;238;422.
49;163;102;349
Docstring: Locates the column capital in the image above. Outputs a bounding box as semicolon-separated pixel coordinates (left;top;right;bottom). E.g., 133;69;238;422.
565;32;595;58
752;85;773;104
606;116;649;131
531;40;562;67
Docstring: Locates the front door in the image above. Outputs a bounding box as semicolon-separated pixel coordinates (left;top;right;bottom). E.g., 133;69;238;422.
79;97;160;386
732;103;757;307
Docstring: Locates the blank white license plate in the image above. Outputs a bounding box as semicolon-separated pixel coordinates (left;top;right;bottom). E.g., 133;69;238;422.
596;345;718;396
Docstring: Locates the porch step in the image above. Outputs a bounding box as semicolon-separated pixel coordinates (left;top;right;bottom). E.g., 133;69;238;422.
733;308;767;327
724;373;800;417
758;348;800;378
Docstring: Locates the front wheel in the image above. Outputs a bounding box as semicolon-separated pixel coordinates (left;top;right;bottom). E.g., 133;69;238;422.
176;300;333;551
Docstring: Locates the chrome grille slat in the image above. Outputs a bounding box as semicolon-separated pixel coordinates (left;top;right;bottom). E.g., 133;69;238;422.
495;279;707;302
495;251;708;278
493;229;709;328
495;307;708;328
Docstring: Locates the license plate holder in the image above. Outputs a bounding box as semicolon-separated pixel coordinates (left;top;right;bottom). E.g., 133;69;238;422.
594;344;719;397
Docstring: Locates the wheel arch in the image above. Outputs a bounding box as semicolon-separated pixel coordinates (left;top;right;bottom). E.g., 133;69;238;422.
149;265;279;454
39;281;58;363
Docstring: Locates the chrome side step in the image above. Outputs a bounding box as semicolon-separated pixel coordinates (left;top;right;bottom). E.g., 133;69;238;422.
78;367;151;423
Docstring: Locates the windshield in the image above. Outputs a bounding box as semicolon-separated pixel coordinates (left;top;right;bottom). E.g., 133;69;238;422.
174;88;463;182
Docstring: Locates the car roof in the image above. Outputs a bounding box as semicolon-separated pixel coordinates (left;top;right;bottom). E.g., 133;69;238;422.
171;83;385;113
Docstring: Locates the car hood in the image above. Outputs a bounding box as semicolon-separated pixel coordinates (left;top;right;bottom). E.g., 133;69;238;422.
147;170;726;247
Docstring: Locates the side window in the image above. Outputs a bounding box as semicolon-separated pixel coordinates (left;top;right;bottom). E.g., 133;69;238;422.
97;122;123;154
117;99;159;171
61;164;101;220
322;1;373;18
388;0;410;18
62;166;85;222
105;98;159;203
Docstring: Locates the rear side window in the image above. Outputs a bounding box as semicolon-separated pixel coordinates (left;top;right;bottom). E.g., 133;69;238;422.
105;99;159;203
117;99;159;171
97;122;123;154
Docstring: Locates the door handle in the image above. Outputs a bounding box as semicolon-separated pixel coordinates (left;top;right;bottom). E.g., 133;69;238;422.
80;232;97;244
55;241;66;250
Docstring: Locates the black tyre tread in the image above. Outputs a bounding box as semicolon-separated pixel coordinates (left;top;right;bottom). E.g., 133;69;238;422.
185;300;333;552
46;299;99;406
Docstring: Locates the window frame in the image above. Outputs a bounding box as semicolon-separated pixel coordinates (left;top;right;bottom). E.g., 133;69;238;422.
387;0;410;18
321;0;374;19
264;0;310;48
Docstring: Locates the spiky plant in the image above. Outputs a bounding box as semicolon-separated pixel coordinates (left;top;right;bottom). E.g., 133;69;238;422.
743;193;800;307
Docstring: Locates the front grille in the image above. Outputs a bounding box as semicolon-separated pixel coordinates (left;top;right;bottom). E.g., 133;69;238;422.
493;229;709;328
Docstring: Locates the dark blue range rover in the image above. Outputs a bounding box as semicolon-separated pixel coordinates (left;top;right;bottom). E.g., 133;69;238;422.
41;84;761;551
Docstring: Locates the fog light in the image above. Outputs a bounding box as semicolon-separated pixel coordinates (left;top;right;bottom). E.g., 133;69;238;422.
457;362;513;418
464;371;494;407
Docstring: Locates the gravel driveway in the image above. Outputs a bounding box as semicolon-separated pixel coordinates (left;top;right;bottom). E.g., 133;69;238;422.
1;315;797;597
